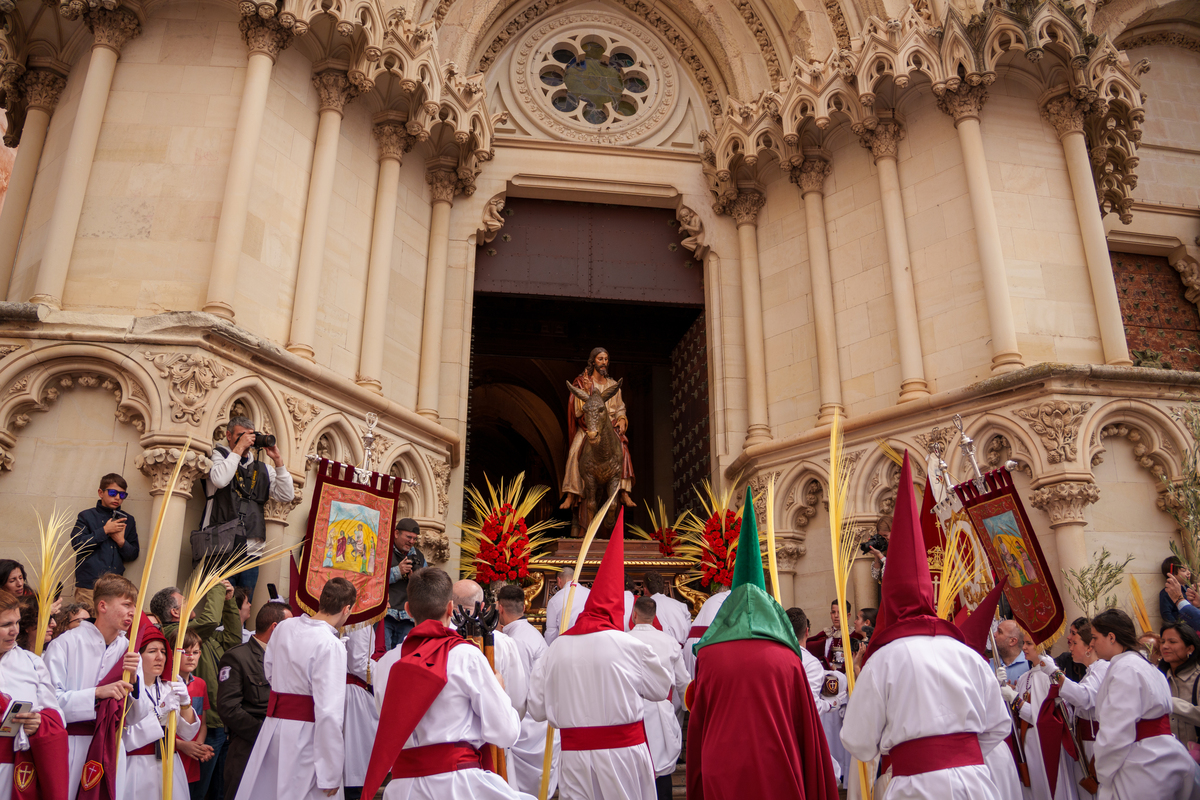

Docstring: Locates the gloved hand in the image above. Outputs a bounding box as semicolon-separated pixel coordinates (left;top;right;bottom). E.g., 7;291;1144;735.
996;664;1008;686
170;680;191;708
1039;655;1059;676
1000;684;1018;704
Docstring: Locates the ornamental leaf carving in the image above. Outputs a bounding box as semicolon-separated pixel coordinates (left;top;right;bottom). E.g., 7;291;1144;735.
284;395;322;437
144;352;235;426
1013;400;1093;464
425;454;450;517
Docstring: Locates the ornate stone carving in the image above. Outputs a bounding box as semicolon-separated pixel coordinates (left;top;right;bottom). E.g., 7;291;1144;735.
728;0;782;84
426;168;459;204
792;480;822;532
1040;95;1099;139
114;406;146;434
1098;423;1168;479
312;70;358;115
425;454;450;517
791;158;831;195
135;447;214;497
857;119;905;161
5;372;33;397
776;537;805;571
264;491;304;524
21;70;66;114
1118;32;1200;54
822;0;851;48
86;7;141;53
284;395;322;437
1088;94;1144;226
144;352;235;426
482;197;505;244
419;526;451;564
0;445;13;472
727;190;766;226
675;206;707;260
240;14;294;60
936;84;988;123
0;345;22;361
373;121;416;163
914;425;956;455
1013;400;1093;464
309;432;335;460
747;471;782;522
1029;481;1100;527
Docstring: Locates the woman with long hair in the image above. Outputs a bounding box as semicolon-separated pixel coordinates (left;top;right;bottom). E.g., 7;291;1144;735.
1158;621;1200;748
1013;635;1077;800
1091;609;1198;798
1046;618;1109;797
0;560;30;598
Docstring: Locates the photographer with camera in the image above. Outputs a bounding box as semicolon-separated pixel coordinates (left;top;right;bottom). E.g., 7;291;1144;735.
864;518;890;583
384;517;426;649
202;416;295;595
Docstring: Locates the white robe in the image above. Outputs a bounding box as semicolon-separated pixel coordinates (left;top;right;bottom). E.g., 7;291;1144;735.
818;668;849;785
626;624;689;778
683;590;728;676
841;635;1010;800
649;593;691;647
544;584;590;645
529;629;671;800
234;615;347;800
343;625;380;788
0;646;62;800
1093;650;1200;800
502;618;560;799
377;642;525;800
982;734;1023;800
43;621;151;800
1058;660;1109;799
115;677;201;800
1015;667;1078;800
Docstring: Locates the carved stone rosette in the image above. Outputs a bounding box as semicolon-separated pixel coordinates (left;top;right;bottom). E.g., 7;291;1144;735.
857;119;904;161
1013;400;1093;465
1030;481;1100;527
240;14;294;61
264;491;304;525
727;190;766;227
136;447;214;497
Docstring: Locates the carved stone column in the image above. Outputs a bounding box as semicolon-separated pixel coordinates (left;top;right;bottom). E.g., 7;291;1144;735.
287;70;358;360
260;490;304;609
858;117;929;400
0;70;66;299
416;168;459;421
1030;480;1101;624
136;447;213;591
204;13;294;321
775;535;805;608
1042;96;1131;366
794;157;844;423
30;8;140;309
358;121;416;392
728;190;772;446
937;85;1024;374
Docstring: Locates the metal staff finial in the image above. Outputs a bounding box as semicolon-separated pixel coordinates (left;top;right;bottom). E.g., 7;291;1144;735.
953;413;987;493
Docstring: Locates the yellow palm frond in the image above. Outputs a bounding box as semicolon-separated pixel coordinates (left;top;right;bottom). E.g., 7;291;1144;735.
31;506;77;656
875;438;904;467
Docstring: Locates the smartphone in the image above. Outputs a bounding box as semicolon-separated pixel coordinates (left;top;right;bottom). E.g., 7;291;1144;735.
112;510;127;522
267;583;280;601
0;701;32;737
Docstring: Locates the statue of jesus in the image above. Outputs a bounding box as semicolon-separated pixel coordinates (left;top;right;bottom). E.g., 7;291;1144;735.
561;347;637;510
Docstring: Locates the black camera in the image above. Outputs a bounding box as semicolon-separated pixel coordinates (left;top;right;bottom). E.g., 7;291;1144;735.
859;533;889;555
253;432;276;449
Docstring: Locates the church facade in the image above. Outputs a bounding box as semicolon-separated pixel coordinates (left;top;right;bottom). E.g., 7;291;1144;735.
0;0;1196;629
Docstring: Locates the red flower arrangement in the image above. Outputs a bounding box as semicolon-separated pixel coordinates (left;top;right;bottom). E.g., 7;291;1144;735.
458;474;565;584
698;509;740;588
473;504;534;584
629;498;694;561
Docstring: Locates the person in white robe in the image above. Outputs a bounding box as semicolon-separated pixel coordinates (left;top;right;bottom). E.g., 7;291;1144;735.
683;587;728;676
496;584;560;799
643;572;691;647
544;569;589;646
1013;640;1078;800
452;581;528;720
787;605;844;784
342;624;380;797
43;575;150;800
627;597;690;796
234;577;357;800
0;594;64;800
1089;609;1200;800
1051;618;1109;798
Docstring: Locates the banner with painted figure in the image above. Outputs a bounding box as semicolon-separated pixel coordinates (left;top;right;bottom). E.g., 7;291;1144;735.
954;468;1066;645
295;458;402;625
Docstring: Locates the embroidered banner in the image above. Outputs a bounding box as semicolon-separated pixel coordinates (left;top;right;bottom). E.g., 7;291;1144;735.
296;459;400;625
954;468;1065;646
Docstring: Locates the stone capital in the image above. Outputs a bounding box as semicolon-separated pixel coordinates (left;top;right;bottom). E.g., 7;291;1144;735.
87;7;141;54
312;70;358;115
240;14;294;61
936;84;988;125
21;69;67;114
857;119;905;161
135;447;213;498
727;190;766;227
264;490;304;524
1029;481;1100;527
776;535;805;571
426;168;459;204
1041;95;1106;141
374;121;417;163
792;158;832;195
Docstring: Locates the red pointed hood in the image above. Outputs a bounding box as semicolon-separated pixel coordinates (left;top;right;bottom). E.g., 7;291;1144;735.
957;577;1009;658
564;508;627;637
865;452;963;660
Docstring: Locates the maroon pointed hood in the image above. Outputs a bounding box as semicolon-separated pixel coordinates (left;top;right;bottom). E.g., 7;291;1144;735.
564;509;627;636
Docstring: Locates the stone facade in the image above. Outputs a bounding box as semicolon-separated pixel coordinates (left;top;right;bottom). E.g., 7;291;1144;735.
0;0;1196;634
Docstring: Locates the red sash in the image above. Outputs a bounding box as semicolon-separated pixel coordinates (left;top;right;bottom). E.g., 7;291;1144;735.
1035;683;1077;794
1135;715;1171;740
0;738;12;764
65;722;96;736
560;721;647;751
266;692;315;722
77;654;131;800
391;741;482;778
346;674;372;694
687;626;708;640
887;732;983;777
127;743;157;757
1076;718;1099;742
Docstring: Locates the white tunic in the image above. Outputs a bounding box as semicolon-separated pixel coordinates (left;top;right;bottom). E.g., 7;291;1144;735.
841;635;1010;800
502;618;560;799
683;590;728;676
0;646;62;800
44;621;151;800
343;625;380;788
818;668;849;784
627;624;690;778
378;643;524;800
1093;650;1200;800
1015;668;1078;800
544;583;590;645
234;615;347;800
115;678;201;800
649;593;692;647
1058;660;1109;798
529;629;672;800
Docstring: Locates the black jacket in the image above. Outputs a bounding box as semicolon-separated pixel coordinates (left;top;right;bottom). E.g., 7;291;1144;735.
216;638;270;743
72;502;139;589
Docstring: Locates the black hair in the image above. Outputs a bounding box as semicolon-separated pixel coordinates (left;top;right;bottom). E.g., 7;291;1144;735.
1091;609;1141;655
1159;620;1200;676
786;607;809;640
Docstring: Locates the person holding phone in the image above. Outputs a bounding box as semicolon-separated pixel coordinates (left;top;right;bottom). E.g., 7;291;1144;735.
70;473;139;609
1161;556;1198;626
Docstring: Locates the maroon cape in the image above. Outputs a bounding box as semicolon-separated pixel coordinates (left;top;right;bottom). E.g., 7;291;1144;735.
687;639;838;800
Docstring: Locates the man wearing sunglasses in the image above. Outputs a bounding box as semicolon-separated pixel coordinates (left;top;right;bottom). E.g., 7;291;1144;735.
70;472;139;608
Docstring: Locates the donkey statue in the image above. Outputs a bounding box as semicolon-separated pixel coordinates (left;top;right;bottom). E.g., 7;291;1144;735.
566;378;625;535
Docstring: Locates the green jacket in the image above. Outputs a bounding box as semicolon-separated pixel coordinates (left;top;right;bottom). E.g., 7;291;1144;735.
163;584;243;728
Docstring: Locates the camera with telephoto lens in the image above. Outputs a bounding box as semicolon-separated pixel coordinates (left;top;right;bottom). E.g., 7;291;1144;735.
859;533;889;555
252;432;276;449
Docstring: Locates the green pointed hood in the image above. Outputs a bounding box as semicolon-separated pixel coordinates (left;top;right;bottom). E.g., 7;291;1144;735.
695;486;801;659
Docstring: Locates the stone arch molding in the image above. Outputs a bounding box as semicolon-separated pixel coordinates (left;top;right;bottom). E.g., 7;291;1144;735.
204;376;293;456
1083;399;1187;484
947;412;1039;480
773;462;832;562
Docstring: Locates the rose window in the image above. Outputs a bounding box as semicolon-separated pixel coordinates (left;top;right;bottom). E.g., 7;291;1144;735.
532;35;654;129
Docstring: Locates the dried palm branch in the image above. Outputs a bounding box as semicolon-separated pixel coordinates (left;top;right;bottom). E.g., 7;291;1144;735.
875;437;904;467
628;497;694;560
30;506;77;656
1129;575;1152;634
765;475;781;604
457;472;566;583
937;530;982;620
